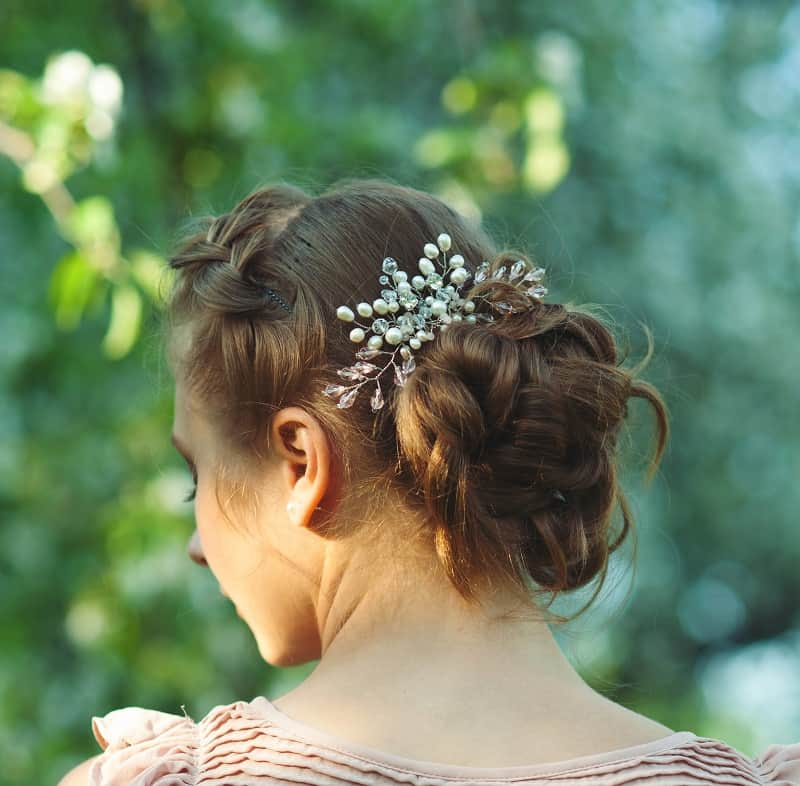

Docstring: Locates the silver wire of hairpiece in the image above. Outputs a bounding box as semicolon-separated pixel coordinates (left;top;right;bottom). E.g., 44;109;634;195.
322;232;548;413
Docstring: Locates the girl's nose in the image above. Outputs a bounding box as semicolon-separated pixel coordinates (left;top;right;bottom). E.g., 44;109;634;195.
187;528;208;567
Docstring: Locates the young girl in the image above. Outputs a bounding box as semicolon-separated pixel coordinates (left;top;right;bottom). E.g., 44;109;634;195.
63;179;798;785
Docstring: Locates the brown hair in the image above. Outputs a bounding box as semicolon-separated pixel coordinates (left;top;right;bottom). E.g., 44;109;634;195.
163;177;669;625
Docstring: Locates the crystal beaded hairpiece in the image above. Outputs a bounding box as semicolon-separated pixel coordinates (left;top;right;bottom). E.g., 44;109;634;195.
262;232;564;504
321;232;548;413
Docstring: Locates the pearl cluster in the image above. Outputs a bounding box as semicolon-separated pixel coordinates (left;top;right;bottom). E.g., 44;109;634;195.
322;232;549;412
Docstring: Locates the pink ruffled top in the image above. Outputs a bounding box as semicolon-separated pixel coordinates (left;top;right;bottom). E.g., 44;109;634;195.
88;695;800;785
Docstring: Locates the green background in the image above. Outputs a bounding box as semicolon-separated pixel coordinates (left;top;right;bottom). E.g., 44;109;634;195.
1;1;798;782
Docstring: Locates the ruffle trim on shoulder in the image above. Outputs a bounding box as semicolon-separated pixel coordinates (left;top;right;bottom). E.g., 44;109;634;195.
88;699;285;786
87;697;800;786
89;705;198;785
754;741;800;785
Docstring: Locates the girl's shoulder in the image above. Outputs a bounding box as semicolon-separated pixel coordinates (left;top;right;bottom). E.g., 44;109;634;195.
86;696;800;786
87;698;258;785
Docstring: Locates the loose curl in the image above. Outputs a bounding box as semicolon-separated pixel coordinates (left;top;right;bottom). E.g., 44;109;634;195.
162;177;669;626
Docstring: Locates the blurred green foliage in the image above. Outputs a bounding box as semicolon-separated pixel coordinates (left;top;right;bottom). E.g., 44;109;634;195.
1;1;799;783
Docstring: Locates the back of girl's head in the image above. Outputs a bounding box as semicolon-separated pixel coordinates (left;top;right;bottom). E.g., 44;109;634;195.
163;177;669;626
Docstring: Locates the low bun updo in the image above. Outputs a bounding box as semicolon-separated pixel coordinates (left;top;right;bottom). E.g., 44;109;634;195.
394;257;667;621
164;177;669;626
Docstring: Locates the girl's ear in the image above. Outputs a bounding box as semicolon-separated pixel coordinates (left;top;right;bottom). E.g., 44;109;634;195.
272;408;332;530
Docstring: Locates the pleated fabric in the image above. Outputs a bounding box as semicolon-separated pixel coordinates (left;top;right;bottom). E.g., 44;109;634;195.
87;695;800;785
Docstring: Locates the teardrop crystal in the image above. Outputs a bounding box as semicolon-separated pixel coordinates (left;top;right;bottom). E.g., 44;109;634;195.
495;301;514;313
522;267;545;283
526;285;548;299
491;265;507;279
474;261;490;283
510;260;527;280
337;386;360;409
353;360;379;374
337;367;364;381
370;383;385;411
323;384;346;398
356;347;381;360
394;363;408;387
402;355;416;375
382;257;399;274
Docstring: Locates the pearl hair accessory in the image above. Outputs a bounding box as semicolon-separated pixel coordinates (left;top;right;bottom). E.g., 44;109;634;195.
322;232;549;413
262;232;564;504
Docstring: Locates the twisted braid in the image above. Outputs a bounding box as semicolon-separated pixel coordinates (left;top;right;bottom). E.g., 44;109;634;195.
168;185;310;316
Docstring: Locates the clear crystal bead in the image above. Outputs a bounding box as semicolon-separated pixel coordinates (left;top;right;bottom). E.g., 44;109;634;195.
337;367;364;381
412;313;426;328
435;289;451;302
397;292;419;309
526;285;548;299
510;260;527;280
323;384;346;398
382;257;399;274
379;275;390;284
356;347;381;359
474;261;490;283
402;355;416;375
495;301;514;313
370;383;384;411
371;318;389;334
394;363;408;387
380;289;398;302
492;265;507;279
426;272;443;289
522;267;545;283
337;387;360;408
353;360;378;374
